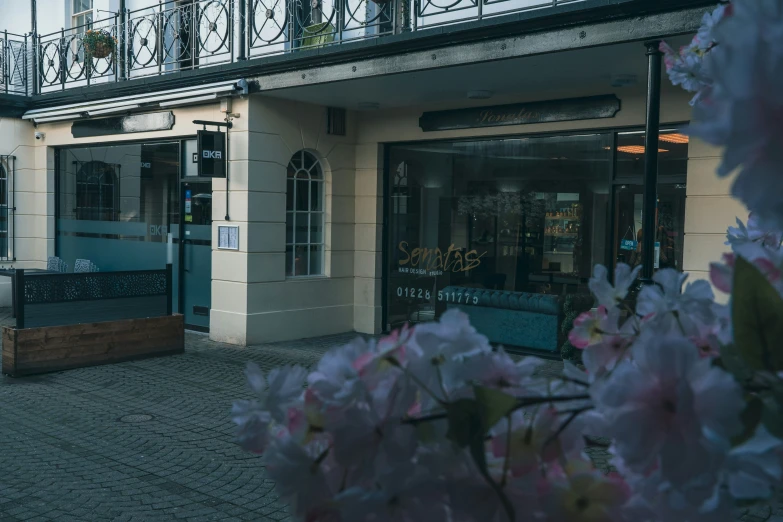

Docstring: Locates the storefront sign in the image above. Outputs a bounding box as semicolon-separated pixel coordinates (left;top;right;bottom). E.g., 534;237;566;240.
418;95;621;132
71;111;175;138
197;130;227;178
398;241;486;275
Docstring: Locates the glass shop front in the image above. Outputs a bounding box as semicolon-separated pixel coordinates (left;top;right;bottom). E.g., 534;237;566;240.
386;129;688;352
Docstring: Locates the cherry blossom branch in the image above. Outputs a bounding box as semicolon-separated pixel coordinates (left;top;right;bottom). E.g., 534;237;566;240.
543;406;592;451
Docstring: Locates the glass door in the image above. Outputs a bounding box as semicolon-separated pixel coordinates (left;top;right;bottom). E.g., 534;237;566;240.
181;180;212;330
613;183;686;272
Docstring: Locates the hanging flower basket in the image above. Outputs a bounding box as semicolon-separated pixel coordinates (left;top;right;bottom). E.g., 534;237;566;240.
83;29;117;59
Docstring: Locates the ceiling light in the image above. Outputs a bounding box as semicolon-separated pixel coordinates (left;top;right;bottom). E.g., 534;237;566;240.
358;102;380;110
659;133;689;144
467;90;493;100
617;145;668;154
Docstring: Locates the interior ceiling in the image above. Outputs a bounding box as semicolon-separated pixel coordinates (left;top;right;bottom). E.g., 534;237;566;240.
261;35;693;110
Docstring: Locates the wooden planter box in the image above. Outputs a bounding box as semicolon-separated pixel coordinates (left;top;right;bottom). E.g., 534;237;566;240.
2;314;184;377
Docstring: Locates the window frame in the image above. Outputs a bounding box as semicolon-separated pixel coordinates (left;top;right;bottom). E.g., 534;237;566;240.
286;150;326;277
72;0;93;29
75;161;118;222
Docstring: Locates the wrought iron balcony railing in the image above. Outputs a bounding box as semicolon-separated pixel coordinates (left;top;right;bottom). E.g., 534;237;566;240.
1;31;29;95
6;0;589;96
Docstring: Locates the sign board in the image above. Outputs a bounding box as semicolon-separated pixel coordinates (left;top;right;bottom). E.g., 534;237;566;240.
218;225;239;250
72;111;175;138
620;239;638;251
185;189;192;214
418;95;621;132
654;242;661;269
197;130;226;178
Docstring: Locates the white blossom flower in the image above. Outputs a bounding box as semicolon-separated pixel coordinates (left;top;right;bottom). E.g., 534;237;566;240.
307;338;372;407
539;459;631;522
328;375;417;481
689;0;783;228
589;264;641;309
264;436;336;517
720;425;783;500
490;408;585;477
230;399;272;454
336;463;446;522
591;333;744;485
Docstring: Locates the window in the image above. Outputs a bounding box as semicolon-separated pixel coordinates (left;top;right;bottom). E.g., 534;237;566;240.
75;161;118;221
72;0;93;63
72;0;93;29
387;134;612;334
286;150;325;276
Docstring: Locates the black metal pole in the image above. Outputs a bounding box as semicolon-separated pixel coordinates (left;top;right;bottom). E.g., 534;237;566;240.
30;0;38;95
238;0;246;60
14;269;24;329
165;263;173;315
641;40;662;284
119;0;126;80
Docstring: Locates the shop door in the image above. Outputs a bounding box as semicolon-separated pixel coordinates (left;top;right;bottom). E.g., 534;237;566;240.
182;181;212;330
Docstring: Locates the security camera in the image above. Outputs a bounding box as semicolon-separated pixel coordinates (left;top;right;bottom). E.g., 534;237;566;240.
34;131;45;141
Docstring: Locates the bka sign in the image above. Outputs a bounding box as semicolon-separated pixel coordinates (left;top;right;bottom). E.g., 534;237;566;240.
197;129;226;178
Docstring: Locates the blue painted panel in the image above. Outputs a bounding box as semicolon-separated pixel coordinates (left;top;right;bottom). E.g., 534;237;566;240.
447;304;559;351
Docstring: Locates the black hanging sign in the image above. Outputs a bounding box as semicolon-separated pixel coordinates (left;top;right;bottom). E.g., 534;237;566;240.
197;129;227;178
71;111;175;138
418;95;621;132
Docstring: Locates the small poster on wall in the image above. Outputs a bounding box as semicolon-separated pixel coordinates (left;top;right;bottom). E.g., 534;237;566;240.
218;225;239;250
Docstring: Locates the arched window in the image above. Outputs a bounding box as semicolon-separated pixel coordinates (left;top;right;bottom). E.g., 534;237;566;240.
75;161;118;221
286;150;325;276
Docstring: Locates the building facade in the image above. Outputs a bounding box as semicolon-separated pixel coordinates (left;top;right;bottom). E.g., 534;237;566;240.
0;0;742;348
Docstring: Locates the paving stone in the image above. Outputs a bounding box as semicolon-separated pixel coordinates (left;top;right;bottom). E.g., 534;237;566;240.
0;316;778;521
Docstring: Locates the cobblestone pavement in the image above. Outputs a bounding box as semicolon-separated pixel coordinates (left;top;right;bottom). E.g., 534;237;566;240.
0;329;352;522
0;322;780;521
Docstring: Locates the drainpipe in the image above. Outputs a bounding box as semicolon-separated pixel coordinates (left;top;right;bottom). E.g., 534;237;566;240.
31;0;38;94
641;40;662;285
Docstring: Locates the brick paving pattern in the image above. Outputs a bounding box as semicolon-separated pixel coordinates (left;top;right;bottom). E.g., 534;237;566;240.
0;316;779;521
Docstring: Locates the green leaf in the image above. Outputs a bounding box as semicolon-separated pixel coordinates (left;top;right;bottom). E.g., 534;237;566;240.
474;385;518;432
718;345;756;385
762;394;783;439
445;399;482;448
732;395;763;446
732;257;783;373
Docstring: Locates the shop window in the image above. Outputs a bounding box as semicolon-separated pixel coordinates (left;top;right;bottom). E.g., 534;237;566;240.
286;150;325;277
75;161;118;221
612;130;688;272
387;134;612;335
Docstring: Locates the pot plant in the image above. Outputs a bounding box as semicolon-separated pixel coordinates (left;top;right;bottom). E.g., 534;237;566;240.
83;29;116;59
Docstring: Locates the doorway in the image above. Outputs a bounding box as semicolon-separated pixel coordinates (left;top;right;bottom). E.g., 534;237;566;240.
181;180;212;331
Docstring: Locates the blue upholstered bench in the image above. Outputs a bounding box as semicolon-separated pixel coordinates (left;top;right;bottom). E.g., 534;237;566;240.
441;286;568;352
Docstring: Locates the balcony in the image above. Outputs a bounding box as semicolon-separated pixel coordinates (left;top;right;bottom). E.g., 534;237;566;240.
0;0;704;98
